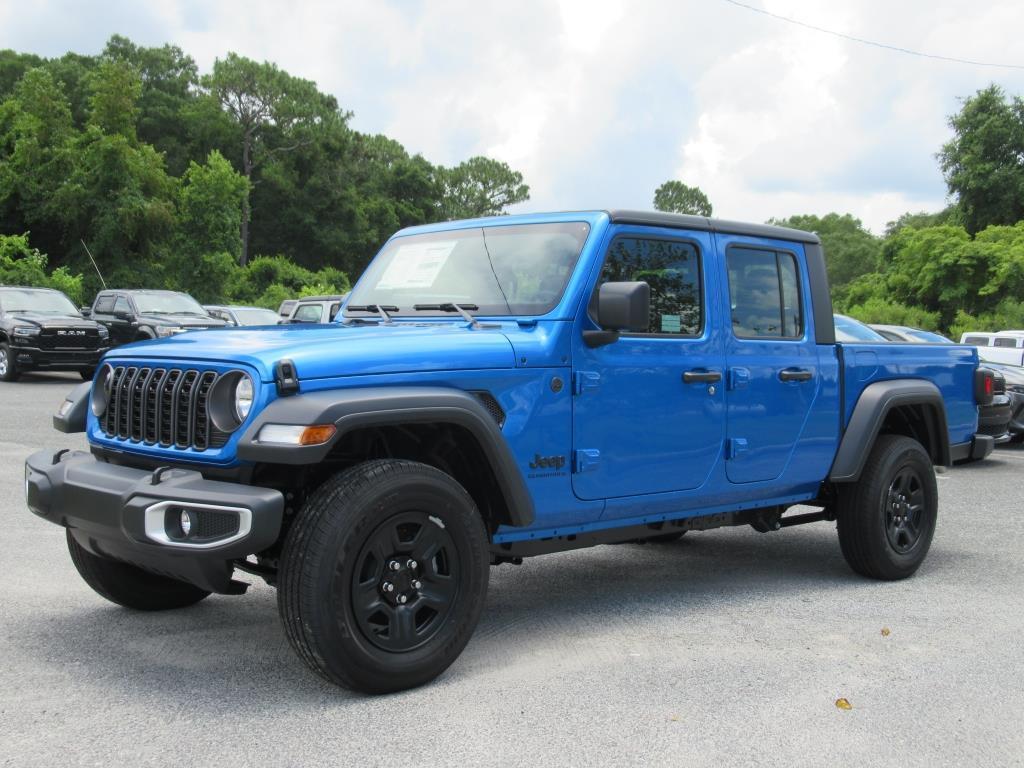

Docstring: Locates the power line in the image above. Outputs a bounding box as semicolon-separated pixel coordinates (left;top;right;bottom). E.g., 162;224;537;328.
720;0;1024;70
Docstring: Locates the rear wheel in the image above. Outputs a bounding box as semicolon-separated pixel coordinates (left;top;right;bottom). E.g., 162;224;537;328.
66;530;211;610
0;343;19;382
837;435;938;580
278;459;490;694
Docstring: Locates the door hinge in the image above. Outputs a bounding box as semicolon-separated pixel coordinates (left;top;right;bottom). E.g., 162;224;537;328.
573;370;600;395
726;438;749;460
573;449;601;473
728;367;750;390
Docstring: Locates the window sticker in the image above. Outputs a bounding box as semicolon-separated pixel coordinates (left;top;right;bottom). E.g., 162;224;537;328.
376;241;457;290
660;314;681;333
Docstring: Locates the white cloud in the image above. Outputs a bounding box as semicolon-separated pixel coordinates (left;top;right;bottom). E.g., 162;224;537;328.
2;0;1024;232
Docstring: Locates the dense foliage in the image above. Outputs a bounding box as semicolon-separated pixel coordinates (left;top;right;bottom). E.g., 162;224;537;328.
0;36;530;307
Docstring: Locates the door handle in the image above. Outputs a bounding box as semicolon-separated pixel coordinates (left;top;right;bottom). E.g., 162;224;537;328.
779;368;813;382
683;370;722;384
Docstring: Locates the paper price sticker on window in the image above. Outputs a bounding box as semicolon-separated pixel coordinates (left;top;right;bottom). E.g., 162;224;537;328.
376;241;456;290
660;314;681;333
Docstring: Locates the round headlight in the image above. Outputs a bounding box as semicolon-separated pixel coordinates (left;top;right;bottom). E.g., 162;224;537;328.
91;364;114;417
234;375;254;422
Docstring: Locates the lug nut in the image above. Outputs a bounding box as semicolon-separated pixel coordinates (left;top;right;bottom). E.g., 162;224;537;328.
389;560;401;571
382;582;395;593
397;594;408;604
412;580;422;590
407;559;417;570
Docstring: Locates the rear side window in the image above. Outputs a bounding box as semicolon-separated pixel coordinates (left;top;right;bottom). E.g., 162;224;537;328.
727;247;803;339
594;237;703;336
994;337;1018;348
963;336;990;346
94;294;115;313
293;304;323;323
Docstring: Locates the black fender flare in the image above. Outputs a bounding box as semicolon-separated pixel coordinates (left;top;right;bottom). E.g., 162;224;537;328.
237;386;534;527
829;379;950;483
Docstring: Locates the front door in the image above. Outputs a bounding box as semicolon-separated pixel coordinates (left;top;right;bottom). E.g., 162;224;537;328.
719;237;819;484
572;229;726;503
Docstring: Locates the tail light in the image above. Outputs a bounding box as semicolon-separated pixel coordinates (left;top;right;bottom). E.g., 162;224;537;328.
975;367;995;405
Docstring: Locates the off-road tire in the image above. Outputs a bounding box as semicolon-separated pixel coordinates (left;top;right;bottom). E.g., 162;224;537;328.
837;435;938;580
0;342;19;382
66;530;211;610
278;459;490;694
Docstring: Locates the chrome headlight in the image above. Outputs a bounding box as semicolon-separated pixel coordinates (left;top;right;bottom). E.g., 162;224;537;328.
156;326;186;338
234;375;254;422
13;326;38;336
91;364;114;417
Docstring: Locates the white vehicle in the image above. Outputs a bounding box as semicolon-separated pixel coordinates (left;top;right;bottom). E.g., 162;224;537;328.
959;331;1024;366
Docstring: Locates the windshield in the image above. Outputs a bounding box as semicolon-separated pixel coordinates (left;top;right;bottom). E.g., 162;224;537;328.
346;222;591;317
133;292;207;315
233;308;281;326
834;314;887;342
0;289;78;315
907;329;952;344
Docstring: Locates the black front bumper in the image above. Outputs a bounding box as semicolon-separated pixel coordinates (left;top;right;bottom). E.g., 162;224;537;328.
25;450;284;593
11;344;107;371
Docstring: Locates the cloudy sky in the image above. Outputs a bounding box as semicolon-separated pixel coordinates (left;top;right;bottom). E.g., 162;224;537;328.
3;0;1023;232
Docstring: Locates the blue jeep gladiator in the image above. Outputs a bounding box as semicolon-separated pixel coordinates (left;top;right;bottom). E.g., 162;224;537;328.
25;210;993;693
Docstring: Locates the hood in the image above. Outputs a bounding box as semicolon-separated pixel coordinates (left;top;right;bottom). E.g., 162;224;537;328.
104;321;516;381
7;312;100;329
140;313;228;328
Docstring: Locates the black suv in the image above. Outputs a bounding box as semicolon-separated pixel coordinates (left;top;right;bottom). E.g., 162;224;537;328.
0;286;110;382
89;290;228;347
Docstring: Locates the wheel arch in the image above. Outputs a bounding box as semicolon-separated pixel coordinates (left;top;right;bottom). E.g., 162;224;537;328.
830;379;950;483
238;386;535;529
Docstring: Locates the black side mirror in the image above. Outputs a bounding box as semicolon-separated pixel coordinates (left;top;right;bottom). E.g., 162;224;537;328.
113;309;132;321
80;307;92;317
583;281;650;348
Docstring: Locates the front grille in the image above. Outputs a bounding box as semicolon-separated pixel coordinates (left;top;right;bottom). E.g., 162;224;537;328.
102;366;229;451
37;327;101;350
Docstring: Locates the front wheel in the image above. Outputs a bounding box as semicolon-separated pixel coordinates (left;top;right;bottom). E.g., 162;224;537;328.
278;460;490;694
836;435;938;580
66;530;211;610
0;342;19;382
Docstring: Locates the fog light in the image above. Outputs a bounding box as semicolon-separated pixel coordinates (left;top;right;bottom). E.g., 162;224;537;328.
180;510;193;537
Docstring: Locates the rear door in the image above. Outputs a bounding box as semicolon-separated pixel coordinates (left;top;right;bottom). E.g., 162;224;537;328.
572;227;725;503
719;237;819;484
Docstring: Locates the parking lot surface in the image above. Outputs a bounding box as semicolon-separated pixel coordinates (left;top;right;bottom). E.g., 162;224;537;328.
2;372;1022;767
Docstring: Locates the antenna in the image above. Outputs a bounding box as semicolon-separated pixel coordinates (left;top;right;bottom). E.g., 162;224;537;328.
80;239;107;289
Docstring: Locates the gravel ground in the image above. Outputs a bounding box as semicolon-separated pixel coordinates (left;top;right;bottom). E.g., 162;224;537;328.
2;372;1022;767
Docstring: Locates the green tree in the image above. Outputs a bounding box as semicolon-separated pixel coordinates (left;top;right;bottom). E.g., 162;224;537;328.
770;213;881;294
178;150;249;258
0;233;84;303
87;60;141;139
653;180;712;216
202;53;342;265
439;156;529;220
939;85;1024;235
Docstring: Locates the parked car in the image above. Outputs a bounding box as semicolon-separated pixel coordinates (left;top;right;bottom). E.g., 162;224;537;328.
959;331;1024;366
28;210;992;694
977;362;1024;442
89;289;228;346
975;368;1013;446
204;305;282;327
0;286;110;381
285;294;347;324
834;313;888;342
277;299;298;320
870;325;953;344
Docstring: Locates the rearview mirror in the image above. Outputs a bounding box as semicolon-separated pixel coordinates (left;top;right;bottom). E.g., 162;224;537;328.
583;281;650;348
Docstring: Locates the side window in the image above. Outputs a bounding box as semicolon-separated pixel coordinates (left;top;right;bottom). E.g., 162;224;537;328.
594;237;703;336
994;337;1017;348
964;336;990;346
328;303;341;321
293;304;322;323
727;247;803;339
113;296;131;315
94;294;115;314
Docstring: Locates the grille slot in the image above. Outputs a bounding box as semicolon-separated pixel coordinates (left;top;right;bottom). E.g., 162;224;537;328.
471;391;506;428
101;366;232;452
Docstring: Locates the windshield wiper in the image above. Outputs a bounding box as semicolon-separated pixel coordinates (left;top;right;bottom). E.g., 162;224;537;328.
413;303;481;329
347;304;397;324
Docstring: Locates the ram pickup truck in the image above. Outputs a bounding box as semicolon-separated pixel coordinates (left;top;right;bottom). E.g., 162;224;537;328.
25;210;993;694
